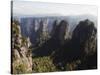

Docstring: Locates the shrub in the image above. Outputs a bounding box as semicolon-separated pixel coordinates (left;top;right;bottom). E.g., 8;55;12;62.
32;56;57;72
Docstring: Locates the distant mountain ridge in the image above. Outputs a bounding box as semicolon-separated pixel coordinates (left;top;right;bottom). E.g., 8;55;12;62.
13;14;97;27
13;14;97;45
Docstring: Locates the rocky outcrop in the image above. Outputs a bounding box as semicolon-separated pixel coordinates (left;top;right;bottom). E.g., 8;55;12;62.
32;20;69;57
72;19;97;55
11;20;32;74
52;20;68;45
52;19;97;70
72;19;97;69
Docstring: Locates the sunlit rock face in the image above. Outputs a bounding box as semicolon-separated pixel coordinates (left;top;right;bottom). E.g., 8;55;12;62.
12;20;32;74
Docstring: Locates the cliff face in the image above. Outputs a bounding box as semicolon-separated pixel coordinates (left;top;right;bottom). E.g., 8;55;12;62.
12;20;32;74
32;20;69;57
71;19;97;69
52;19;97;70
72;19;97;55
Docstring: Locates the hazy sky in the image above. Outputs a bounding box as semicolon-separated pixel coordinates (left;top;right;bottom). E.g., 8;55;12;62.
13;1;98;16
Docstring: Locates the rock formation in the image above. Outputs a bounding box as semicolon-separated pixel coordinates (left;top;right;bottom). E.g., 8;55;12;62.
11;20;32;74
32;20;68;57
52;19;97;70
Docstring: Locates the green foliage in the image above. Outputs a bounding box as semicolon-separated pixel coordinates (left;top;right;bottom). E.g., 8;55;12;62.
32;56;57;72
13;63;28;74
12;22;20;35
21;37;27;46
14;44;20;49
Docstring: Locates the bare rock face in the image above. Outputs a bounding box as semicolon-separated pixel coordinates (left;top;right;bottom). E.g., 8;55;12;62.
32;20;69;57
52;20;68;45
12;20;32;74
50;20;58;37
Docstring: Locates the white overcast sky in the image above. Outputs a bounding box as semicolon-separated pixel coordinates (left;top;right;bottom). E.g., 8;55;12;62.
13;1;98;16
